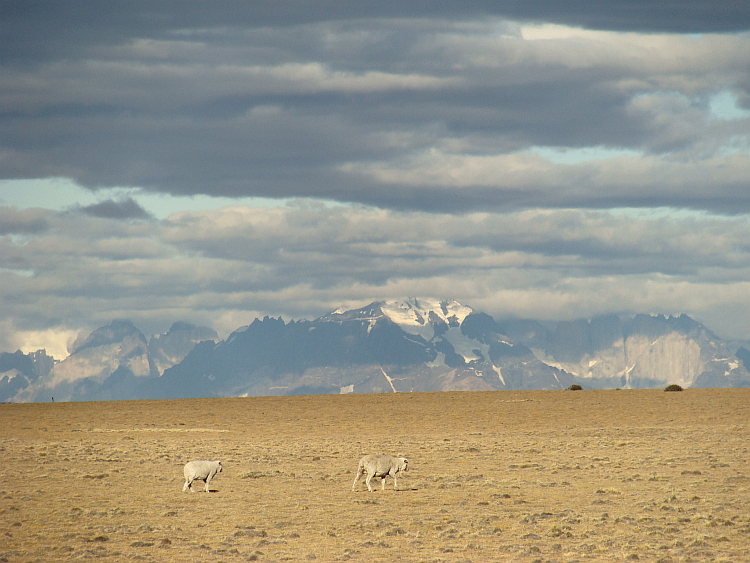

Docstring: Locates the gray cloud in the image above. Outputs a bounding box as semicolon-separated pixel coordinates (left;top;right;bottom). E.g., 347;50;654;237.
1;204;748;357
1;4;749;355
2;1;747;67
0;207;49;235
79;198;152;219
1;6;749;213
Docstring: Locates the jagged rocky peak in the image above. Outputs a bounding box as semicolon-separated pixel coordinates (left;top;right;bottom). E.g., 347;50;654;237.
149;321;217;351
69;319;147;355
149;322;219;376
0;349;58;403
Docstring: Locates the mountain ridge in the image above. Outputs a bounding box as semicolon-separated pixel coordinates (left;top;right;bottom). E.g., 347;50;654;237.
2;299;749;402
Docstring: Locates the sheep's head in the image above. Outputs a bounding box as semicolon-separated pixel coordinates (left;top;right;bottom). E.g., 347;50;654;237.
217;461;223;472
400;458;409;471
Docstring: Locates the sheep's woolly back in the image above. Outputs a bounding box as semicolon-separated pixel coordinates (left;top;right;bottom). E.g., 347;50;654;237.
358;454;407;475
183;460;222;479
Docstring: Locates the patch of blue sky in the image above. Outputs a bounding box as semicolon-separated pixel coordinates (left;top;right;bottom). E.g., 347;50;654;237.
708;91;750;157
136;191;294;219
717;135;750;157
709;91;750;121
630;89;749;122
0;177;296;219
0;266;34;277
529;145;642;165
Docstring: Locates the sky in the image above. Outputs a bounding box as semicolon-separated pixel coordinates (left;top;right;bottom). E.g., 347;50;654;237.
1;1;749;360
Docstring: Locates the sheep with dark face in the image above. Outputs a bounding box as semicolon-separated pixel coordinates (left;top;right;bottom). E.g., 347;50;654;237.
352;454;408;492
182;460;222;493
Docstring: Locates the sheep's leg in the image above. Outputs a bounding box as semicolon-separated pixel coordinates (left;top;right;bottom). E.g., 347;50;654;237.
393;474;399;490
204;477;211;492
365;472;375;492
352;467;364;491
182;479;190;493
381;476;387;491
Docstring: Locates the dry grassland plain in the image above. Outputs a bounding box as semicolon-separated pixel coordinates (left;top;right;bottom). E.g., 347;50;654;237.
1;389;749;562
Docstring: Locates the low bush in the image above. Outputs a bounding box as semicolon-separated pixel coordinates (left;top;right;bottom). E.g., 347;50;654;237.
664;384;683;392
567;384;583;391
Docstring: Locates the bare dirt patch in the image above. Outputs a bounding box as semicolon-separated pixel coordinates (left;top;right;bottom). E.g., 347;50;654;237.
1;389;749;562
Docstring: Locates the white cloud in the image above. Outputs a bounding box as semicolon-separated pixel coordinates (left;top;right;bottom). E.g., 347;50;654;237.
4;323;79;360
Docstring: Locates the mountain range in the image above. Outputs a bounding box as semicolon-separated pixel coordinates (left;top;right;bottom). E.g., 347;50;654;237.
2;298;749;402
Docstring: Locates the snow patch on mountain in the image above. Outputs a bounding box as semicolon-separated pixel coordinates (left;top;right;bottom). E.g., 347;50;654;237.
442;326;486;363
494;365;505;385
428;352;447;368
380;298;474;340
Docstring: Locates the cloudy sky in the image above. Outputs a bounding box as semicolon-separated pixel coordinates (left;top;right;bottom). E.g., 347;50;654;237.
1;2;749;359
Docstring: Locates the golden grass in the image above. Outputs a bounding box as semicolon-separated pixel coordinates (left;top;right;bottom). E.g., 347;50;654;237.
1;389;749;562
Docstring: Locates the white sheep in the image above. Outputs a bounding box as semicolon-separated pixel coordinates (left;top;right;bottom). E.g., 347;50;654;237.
182;460;222;493
352;454;408;492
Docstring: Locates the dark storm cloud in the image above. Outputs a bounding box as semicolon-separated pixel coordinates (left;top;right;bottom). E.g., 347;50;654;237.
2;0;747;65
79;198;152;220
1;3;749;213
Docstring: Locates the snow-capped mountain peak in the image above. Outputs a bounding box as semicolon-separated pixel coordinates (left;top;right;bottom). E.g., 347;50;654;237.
5;300;749;402
324;297;475;341
379;298;474;341
381;298;473;327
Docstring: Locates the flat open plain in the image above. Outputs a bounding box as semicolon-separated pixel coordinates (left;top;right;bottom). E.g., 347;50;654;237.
1;389;748;562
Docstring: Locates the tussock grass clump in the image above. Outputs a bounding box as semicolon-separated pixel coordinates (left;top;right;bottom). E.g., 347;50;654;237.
664;384;684;392
567;384;583;391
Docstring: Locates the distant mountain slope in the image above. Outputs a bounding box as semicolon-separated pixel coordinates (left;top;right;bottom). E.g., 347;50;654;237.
12;320;151;403
7;320;216;402
147;299;572;398
499;314;750;389
149;321;219;376
736;346;750;372
0;350;55;403
3;299;749;402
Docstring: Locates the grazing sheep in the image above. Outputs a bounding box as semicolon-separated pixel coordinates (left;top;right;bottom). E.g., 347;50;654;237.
352;454;408;492
182;460;222;493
